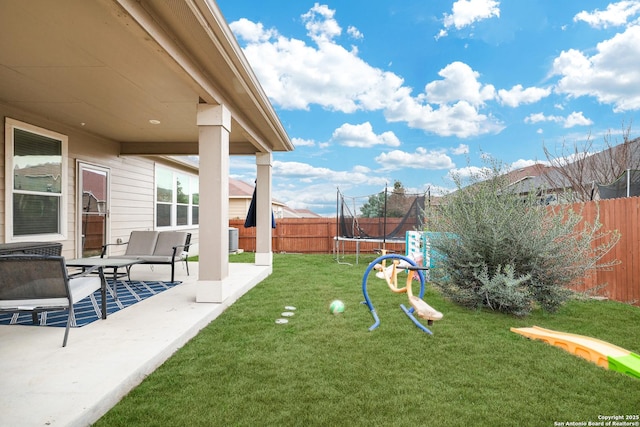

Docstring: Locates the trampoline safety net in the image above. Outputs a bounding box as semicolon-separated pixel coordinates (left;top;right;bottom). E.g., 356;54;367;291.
337;188;426;240
596;169;640;199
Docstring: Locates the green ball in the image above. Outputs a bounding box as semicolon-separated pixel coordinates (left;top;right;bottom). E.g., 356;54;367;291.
329;300;345;314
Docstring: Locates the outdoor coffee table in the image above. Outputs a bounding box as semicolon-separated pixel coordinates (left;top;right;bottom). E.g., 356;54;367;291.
66;258;143;301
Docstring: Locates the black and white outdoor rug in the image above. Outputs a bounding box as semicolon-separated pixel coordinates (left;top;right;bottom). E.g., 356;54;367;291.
0;280;180;328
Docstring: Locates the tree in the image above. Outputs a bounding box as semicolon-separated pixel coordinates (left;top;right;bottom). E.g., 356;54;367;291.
360;192;385;218
426;158;619;316
543;124;640;202
387;180;410;217
360;180;409;218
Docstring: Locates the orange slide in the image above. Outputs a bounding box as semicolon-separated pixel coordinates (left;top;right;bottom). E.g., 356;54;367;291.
511;326;640;380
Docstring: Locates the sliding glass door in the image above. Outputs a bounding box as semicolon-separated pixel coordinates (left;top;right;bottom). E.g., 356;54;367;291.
78;163;110;257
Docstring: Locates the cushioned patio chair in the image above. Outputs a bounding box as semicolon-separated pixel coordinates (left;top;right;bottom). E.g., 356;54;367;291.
101;231;191;282
0;255;106;347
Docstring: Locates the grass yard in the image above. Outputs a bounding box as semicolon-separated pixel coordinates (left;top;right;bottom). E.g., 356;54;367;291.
96;253;640;427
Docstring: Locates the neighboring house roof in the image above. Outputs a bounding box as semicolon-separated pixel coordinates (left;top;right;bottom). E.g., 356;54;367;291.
281;206;324;218
504;164;561;195
504;164;551;184
228;178;321;216
0;0;293;157
227;178;287;208
229;179;257;199
441;139;640;203
504;138;640;198
228;178;285;207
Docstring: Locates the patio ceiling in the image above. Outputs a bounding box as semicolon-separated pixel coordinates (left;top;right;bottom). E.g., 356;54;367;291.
0;0;292;156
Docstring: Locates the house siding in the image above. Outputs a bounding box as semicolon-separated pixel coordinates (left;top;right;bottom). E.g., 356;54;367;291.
1;104;199;258
229;198;251;220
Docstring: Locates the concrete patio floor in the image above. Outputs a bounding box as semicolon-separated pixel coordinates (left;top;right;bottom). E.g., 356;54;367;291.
0;261;270;426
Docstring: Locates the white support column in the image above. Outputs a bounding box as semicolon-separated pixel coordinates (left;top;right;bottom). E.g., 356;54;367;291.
196;104;231;303
255;152;273;266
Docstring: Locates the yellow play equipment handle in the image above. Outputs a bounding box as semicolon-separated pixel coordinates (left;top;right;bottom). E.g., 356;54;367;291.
374;260;408;293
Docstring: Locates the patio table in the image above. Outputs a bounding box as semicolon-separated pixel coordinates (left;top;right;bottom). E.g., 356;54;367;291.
66;258;143;301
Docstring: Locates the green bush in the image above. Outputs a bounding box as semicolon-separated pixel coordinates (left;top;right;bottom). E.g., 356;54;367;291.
426;159;619;316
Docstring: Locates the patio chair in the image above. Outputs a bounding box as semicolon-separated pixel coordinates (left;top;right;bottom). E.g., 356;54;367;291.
0;255;105;347
139;231;191;282
101;231;191;282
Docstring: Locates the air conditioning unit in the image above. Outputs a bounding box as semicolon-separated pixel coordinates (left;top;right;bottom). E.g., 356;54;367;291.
228;227;239;253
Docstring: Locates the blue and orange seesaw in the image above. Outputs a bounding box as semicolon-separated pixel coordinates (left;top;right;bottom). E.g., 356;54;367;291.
362;253;442;334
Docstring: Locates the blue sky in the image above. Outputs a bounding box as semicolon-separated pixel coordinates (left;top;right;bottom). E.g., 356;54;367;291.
218;1;640;215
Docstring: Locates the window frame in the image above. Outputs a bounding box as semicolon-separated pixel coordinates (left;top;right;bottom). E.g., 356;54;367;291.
154;165;199;229
4;118;68;242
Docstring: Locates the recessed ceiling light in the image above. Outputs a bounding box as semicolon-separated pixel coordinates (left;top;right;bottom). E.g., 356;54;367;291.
149;119;161;125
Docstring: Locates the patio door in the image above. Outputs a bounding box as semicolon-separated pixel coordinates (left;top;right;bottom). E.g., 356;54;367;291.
78;163;110;257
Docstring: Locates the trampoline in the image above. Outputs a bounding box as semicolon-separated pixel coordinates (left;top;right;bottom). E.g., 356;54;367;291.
333;186;427;264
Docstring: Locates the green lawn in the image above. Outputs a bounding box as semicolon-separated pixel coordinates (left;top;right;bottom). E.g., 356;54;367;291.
96;253;640;427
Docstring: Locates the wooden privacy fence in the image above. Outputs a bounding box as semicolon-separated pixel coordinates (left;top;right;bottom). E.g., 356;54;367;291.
229;218;409;254
564;197;640;306
230;218;335;254
230;196;640;306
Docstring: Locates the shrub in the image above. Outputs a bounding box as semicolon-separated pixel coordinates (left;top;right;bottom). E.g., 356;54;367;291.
426;159;619;316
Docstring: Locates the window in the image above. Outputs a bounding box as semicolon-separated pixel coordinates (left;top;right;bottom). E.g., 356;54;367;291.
191;176;199;225
155;166;199;228
176;173;189;226
156;168;173;227
5;118;68;241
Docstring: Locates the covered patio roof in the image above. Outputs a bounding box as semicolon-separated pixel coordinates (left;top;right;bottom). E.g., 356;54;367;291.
0;0;293;155
0;0;292;301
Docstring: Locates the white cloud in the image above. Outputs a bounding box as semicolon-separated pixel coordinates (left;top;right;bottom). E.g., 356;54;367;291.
384;62;503;137
524;111;593;128
232;16;407;113
269;160;389;214
291;137;315;147
525;112;551;124
435;29;449;40
331;122;401;148
385;97;504;138
498;84;551;107
574;1;640;29
375;147;455;170
230;6;504;138
509;159;548;170
443;0;501;30
564;111;594;128
352;165;371;173
301;3;342;44
425;184;454;196
551;25;640;112
229;156;257;174
424;62;496;106
272;160;387;186
347;26;363;39
275;184;337;213
546;150;596;167
451;144;470;155
228;18;278;42
446;165;491;182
